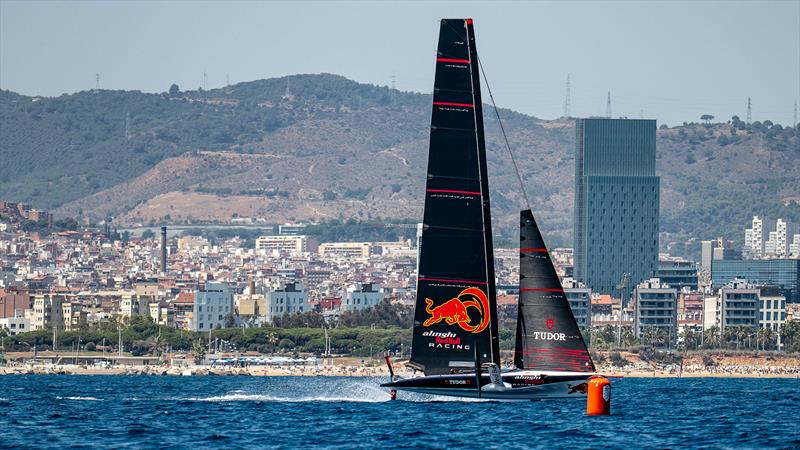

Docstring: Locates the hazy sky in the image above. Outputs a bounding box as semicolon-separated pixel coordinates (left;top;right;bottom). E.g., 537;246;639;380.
1;0;799;126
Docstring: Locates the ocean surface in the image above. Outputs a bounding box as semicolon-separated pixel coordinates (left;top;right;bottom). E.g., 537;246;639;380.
0;375;798;449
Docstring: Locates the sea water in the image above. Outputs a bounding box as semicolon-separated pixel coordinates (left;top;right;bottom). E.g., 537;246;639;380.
0;375;798;449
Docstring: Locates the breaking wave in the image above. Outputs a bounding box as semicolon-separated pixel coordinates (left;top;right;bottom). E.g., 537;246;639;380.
56;396;101;401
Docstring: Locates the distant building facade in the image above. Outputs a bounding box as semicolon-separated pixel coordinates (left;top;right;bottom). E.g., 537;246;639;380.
711;259;800;302
700;238;740;273
633;278;677;345
0;288;30;318
657;257;698;291
562;277;592;329
758;286;786;333
318;242;372;259
0;316;30;335
191;282;234;332
266;281;309;323
343;282;384;311
718;278;760;332
573;118;659;295
744;215;765;259
31;293;64;331
255;235;307;255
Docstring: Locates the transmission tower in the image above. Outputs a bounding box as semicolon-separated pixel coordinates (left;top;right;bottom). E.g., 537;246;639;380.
203;71;208;90
606;91;612;118
564;74;571;118
95;73;100;90
746;97;752;123
391;74;397;106
282;77;292;100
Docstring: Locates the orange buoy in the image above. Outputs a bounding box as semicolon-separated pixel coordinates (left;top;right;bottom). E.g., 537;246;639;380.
586;376;611;416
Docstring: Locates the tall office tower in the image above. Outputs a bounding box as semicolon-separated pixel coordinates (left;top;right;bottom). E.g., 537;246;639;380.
573;118;659;295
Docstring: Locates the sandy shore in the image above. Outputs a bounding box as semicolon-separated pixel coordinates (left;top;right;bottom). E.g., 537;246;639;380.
2;364;799;378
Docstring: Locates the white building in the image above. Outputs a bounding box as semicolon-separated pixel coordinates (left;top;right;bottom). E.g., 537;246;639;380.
703;295;719;330
191;282;234;332
633;278;678;345
343;282;384;311
764;219;789;258
562;277;592;328
744;216;764;259
120;293;152;318
255;235;307;256
790;234;800;257
266;281;309;323
318;242;372;259
775;219;788;257
758;287;786;332
0;316;30;335
31;293;64;331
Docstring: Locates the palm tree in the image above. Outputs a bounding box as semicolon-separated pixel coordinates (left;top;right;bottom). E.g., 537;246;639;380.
704;326;721;349
192;339;206;364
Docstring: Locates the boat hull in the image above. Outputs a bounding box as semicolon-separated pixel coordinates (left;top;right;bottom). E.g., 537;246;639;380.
381;370;596;400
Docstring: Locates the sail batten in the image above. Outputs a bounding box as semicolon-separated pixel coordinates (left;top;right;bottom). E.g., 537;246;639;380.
410;18;499;375
514;209;595;372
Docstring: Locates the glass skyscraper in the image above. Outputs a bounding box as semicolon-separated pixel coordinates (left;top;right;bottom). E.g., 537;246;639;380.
573;118;660;296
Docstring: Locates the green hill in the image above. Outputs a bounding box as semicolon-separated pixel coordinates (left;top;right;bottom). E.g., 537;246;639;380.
1;74;798;257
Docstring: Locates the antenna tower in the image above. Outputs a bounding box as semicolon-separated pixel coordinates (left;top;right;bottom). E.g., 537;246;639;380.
746;97;752;123
391;74;397;106
203;71;208;90
564;74;571;118
793;100;797;127
95;73;100;90
606;91;612;118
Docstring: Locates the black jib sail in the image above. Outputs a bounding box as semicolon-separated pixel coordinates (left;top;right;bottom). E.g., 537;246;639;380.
409;18;499;375
515;209;595;372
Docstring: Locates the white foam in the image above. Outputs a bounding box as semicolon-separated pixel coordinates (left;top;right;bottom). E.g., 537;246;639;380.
56;396;101;401
183;393;386;403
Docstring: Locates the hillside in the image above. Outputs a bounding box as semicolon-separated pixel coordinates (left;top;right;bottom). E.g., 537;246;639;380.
1;74;799;254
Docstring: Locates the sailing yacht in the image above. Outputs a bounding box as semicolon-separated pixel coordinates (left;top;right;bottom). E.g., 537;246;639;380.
381;18;597;400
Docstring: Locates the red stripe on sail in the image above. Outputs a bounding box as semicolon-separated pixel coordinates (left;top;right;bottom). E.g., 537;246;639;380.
437;58;471;64
418;277;487;285
520;288;564;293
426;189;481;196
520;247;548;253
433;101;474;108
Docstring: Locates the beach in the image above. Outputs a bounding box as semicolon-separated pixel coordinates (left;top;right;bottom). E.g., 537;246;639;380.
2;351;799;378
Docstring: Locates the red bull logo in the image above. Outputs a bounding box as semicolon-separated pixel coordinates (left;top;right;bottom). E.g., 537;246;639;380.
422;287;490;333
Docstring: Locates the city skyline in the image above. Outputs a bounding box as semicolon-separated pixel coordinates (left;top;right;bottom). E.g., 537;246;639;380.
1;1;799;126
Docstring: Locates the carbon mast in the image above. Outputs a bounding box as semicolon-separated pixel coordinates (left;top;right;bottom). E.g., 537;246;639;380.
408;18;500;375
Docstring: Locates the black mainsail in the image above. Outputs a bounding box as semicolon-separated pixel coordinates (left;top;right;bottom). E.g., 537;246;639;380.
409;18;499;375
515;209;595;372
